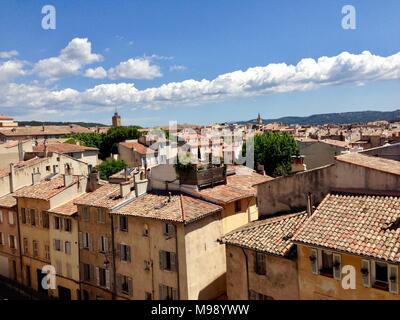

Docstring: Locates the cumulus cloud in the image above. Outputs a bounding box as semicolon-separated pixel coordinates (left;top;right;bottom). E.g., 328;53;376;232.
0;60;26;82
1;50;400;116
108;58;162;80
0;50;19;59
84;66;107;79
33;38;103;79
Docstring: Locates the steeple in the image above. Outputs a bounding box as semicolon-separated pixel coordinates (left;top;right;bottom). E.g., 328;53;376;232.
112;108;122;127
257;113;263;125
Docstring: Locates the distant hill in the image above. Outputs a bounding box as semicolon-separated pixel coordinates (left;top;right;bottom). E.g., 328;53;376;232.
19;121;107;128
236;109;400;125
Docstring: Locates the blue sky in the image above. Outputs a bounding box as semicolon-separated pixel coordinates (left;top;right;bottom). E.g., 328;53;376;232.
0;0;399;126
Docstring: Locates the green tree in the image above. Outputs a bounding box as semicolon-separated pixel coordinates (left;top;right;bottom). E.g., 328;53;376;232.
98;159;126;180
251;132;299;177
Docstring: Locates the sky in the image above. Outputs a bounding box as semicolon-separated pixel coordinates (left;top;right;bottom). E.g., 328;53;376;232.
0;0;399;127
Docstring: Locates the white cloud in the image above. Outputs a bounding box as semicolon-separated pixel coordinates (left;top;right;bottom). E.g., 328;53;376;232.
108;58;162;80
0;50;19;59
33;38;102;79
0;60;26;82
84;67;107;79
169;65;187;72
1;50;400;116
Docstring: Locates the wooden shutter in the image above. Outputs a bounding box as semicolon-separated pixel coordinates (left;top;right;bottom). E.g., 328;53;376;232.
128;277;133;296
0;233;4;245
361;260;371;287
159;285;164;300
159;251;165;270
14;237;17;250
170;252;177;272
172;288;178;300
79;263;84;281
371;260;376;284
116;274;122;294
115;243;120;259
389;265;398;294
95;267;100;286
88;234;93;251
104;237;109;253
0;210;3;223
98;236;102;252
310;249;318;275
126;245;131;262
105;270;110;289
333;253;341;280
78;232;83;249
89;264;94;282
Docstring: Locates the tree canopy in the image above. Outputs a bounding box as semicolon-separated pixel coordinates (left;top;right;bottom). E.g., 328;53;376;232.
251;132;299;177
98;159;126;180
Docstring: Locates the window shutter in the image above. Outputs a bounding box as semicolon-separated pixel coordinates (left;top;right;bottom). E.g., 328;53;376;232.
159;285;164;300
116;274;122;294
79;263;84;281
389;265;398;294
8;235;11;248
159;251;165;270
361;260;371;287
104;237;109;253
333;253;341;280
371;260;376;284
105;270;110;289
172;288;178;300
170;252;177;272
116;243;120;259
310;249;318;275
35;211;40;227
78;232;83;249
14;237;17;250
168;224;176;237
8;211;14;225
128;278;133;296
249;290;257;300
0;233;4;245
95;267;100;286
126;245;131;262
88;234;93;251
0;210;3;223
98;236;102;252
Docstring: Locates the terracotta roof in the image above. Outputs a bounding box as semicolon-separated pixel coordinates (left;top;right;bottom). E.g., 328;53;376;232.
33;142;98;153
0;125;90;137
0;157;48;178
0;193;17;208
320;139;349;148
47;199;78;216
74;184;129;209
0;168;9;178
113;192;222;224
0;116;14;120
336;153;400;176
221;212;308;256
195;170;272;204
14;176;80;200
119;141;155;155
293;193;400;263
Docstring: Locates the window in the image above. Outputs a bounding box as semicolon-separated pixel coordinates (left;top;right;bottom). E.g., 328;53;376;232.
45;245;50;261
46;165;51;172
145;292;152;300
65;241;72;255
81;232;91;250
42;212;49;229
82;207;89;222
119;216;128;232
159;284;178;300
8;211;14;225
144;260;151;271
30;209;36;226
0;210;3;223
82;263;92;281
23;238;28;254
0;232;4;245
320;250;333;277
21;208;27;224
159;250;177;271
9;235;16;249
254;252;266;275
97;208;106;224
117;274;132;296
64;218;72;232
97;267;109;288
56;260;62;276
143;224;149;237
163;223;175;237
53;217;61;230
249;290;273;300
32;240;39;257
53;239;62;252
82;290;90;300
373;261;389;291
120;244;131;262
235;200;242;213
99;236;108;254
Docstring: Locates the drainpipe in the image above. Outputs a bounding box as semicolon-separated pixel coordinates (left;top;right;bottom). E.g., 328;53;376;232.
110;212;117;300
240;247;250;300
16;199;23;285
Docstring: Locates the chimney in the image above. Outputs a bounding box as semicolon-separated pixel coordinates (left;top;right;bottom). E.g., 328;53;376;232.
18;141;24;161
87;171;100;192
124;166;128;181
306;192;313;216
32;172;41;185
9;163;15;193
120;181;131;198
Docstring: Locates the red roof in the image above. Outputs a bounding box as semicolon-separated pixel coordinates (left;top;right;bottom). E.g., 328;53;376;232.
0;116;14;120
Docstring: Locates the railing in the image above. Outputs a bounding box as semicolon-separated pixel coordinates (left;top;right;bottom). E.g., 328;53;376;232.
179;165;226;188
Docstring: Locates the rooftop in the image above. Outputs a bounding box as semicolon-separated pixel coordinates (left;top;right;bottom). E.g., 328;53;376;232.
33;142;98;154
0;125;91;137
293;193;400;263
0;193;17;208
221;212;307;256
119;141;156;155
47;199;78;216
114;192;222;224
74;183;129;209
14;175;80;200
336;152;400;176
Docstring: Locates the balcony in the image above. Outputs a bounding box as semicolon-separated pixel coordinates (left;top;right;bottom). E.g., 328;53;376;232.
176;163;227;188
